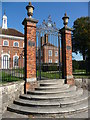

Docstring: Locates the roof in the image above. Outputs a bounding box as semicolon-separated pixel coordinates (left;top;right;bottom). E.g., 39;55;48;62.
0;28;24;37
42;43;57;48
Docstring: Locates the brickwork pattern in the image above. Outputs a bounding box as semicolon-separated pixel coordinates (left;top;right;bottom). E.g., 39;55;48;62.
61;28;74;85
0;37;24;68
25;22;37;79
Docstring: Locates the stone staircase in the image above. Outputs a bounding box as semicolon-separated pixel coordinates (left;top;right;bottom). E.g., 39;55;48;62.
7;79;89;118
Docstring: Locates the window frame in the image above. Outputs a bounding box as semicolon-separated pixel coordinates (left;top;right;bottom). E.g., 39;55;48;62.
13;41;19;47
4;19;6;24
13;55;19;67
3;40;9;46
49;59;52;63
48;50;52;56
55;51;58;56
55;59;58;63
23;43;25;48
1;53;10;69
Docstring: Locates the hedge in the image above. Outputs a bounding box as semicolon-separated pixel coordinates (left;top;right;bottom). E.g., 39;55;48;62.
72;60;86;71
37;63;62;72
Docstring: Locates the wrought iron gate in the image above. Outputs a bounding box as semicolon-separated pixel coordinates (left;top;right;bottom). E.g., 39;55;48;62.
36;16;62;80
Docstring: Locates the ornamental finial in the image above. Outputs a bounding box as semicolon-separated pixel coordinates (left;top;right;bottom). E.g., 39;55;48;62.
29;2;31;6
62;13;69;27
26;2;34;18
4;9;6;15
65;12;67;17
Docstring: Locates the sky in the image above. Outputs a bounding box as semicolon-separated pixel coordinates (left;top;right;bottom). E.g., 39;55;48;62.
1;2;88;60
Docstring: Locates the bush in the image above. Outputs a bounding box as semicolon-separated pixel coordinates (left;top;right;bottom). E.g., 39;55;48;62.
72;60;79;71
41;63;61;72
86;57;90;73
72;60;86;72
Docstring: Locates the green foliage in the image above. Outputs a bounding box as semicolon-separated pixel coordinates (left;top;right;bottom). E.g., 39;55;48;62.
0;71;22;83
41;63;59;72
72;60;79;71
72;17;90;60
86;57;90;73
37;70;62;79
72;60;86;72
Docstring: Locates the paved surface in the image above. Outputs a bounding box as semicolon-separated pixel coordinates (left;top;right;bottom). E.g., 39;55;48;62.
2;111;28;118
2;110;89;118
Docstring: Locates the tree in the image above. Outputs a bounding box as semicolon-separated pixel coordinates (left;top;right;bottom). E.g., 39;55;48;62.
72;17;90;60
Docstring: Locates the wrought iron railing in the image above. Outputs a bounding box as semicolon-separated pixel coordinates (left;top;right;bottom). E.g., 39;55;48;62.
0;57;24;83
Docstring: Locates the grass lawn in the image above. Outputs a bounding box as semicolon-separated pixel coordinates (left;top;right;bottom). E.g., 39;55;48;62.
73;74;90;79
37;70;90;79
73;69;90;79
37;71;62;79
14;68;24;74
0;69;89;84
73;69;86;73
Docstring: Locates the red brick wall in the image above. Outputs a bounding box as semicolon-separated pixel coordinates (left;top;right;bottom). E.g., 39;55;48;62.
40;34;62;64
61;28;74;85
22;18;38;92
0;37;24;69
65;31;72;77
43;46;59;63
25;21;37;79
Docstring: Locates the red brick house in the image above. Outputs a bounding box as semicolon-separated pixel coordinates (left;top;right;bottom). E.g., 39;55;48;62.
37;34;62;64
0;13;24;69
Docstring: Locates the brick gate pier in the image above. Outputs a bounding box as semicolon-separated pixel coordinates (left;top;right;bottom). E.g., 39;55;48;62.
22;2;74;92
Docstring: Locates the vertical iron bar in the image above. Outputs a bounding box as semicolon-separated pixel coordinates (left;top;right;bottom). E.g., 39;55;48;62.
36;35;37;80
39;31;41;80
58;33;61;79
5;56;6;81
10;58;11;82
7;57;8;81
38;34;39;79
12;58;13;81
2;57;5;80
49;32;53;79
14;58;16;80
55;34;56;79
2;57;4;80
20;56;21;79
21;56;22;79
19;57;20;79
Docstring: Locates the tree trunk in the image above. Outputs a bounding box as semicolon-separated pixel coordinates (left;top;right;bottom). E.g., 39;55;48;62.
82;51;86;61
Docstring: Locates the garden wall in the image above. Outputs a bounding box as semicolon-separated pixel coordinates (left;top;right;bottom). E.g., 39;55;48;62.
74;78;90;91
0;80;25;114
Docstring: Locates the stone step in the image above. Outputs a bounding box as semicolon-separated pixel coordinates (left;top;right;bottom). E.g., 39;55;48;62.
27;86;77;95
2;111;28;118
20;88;83;100
35;84;70;90
38;79;65;84
14;90;89;108
65;110;89;118
7;100;88;115
30;109;89;118
40;83;63;86
39;79;65;86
